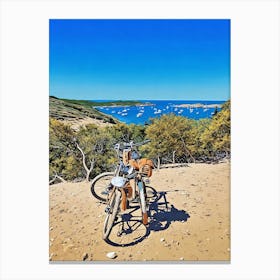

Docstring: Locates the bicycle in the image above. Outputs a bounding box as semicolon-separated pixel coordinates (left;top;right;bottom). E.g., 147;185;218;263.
103;161;153;240
90;140;151;203
90;140;154;240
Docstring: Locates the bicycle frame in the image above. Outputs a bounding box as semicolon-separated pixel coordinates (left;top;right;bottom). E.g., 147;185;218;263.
135;175;148;225
102;140;151;240
117;172;148;224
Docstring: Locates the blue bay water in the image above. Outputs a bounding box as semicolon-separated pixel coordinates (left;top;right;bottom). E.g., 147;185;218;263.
93;100;225;125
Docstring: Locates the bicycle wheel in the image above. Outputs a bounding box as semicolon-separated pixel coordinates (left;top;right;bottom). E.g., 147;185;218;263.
91;172;115;202
145;186;158;201
103;190;121;240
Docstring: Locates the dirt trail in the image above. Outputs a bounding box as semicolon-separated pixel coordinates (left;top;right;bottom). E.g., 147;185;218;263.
49;162;230;261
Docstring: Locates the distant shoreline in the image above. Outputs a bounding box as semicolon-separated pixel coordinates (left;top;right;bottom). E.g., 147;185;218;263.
92;101;223;108
174;103;222;108
93;102;155;108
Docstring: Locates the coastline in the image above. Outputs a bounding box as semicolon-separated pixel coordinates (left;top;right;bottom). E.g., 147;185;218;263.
93;102;155;108
174;103;222;108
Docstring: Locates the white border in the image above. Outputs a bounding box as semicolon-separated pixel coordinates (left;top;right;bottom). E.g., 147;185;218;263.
0;0;279;279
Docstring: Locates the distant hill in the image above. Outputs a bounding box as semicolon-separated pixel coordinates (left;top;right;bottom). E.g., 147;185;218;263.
49;96;119;126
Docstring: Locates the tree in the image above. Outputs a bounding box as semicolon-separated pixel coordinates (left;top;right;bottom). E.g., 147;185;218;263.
199;100;230;157
49;119;115;182
105;123;145;143
49;118;81;182
49;99;231;183
75;124;115;181
144;114;197;166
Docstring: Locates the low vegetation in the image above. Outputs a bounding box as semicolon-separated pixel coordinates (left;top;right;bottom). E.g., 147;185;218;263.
49;99;230;184
49;96;118;124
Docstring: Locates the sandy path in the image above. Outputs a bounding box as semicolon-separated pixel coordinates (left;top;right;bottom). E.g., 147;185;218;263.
49;162;230;262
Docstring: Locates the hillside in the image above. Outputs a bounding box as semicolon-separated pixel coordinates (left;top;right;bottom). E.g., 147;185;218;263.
49;162;230;262
49;96;118;128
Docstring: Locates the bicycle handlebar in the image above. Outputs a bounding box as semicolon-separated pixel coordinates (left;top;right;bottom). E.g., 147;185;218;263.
114;139;151;151
133;139;151;147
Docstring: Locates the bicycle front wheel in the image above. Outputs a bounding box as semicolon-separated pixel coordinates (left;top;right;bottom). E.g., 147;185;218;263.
103;190;121;240
91;172;115;202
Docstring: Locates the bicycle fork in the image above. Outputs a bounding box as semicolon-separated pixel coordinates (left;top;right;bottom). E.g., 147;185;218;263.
137;180;148;225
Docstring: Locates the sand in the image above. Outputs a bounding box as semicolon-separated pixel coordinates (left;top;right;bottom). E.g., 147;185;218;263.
49;161;230;262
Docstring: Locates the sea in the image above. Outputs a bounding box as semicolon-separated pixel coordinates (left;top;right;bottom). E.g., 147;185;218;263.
92;100;225;125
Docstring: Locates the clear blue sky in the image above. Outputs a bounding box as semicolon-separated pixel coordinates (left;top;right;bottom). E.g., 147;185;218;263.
49;19;230;101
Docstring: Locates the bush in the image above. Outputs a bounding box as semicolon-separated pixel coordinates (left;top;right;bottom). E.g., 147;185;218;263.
49;99;230;182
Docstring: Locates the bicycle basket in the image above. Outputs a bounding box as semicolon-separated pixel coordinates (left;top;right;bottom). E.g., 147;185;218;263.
129;159;139;170
140;164;153;177
138;158;154;177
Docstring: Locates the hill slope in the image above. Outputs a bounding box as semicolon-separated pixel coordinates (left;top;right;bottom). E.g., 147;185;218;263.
49;96;118;127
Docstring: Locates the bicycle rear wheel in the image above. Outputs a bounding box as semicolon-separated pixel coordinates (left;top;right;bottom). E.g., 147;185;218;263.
91;172;115;202
103;190;121;240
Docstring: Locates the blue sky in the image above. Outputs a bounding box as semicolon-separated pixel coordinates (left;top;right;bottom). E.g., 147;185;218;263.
49;19;230;101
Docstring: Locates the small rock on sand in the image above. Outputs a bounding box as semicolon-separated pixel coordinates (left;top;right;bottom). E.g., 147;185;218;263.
82;253;89;261
49;253;54;261
160;238;165;242
106;252;117;259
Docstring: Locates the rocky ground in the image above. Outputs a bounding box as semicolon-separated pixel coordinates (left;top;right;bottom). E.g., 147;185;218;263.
49;161;230;262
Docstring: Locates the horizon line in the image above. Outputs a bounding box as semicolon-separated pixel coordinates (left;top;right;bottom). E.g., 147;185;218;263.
50;95;228;102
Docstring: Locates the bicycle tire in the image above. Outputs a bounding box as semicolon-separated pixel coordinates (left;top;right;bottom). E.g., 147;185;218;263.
103;190;121;240
145;185;157;198
90;172;115;202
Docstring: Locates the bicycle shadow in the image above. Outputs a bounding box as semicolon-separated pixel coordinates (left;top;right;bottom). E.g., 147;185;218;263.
105;188;190;247
148;192;190;232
